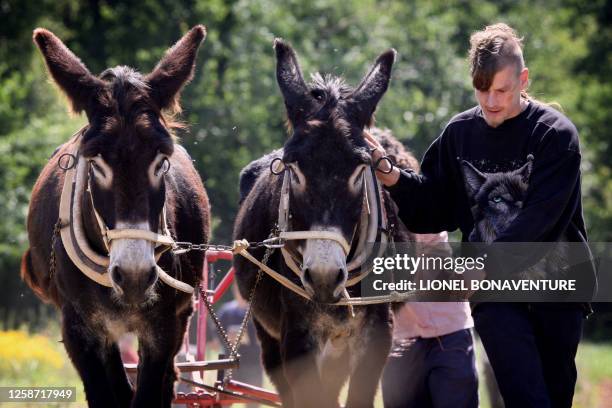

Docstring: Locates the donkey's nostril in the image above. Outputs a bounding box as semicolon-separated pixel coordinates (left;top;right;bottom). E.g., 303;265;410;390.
303;268;313;286
111;265;123;285
335;269;346;286
146;266;158;287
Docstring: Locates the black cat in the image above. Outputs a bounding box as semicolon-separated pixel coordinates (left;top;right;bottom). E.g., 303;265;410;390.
461;156;568;280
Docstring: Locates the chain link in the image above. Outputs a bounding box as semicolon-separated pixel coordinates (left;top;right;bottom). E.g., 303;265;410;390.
199;230;278;383
173;236;285;255
49;219;63;279
173;242;234;254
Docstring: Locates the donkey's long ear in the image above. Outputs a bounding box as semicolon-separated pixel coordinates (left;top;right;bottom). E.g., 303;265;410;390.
351;49;396;127
274;38;313;126
461;160;487;198
146;25;206;112
33;28;102;113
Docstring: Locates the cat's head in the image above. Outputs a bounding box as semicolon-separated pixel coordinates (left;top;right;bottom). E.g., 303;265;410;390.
462;156;533;239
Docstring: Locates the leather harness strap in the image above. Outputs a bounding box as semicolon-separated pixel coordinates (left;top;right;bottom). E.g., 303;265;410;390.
57;135;194;294
233;161;397;306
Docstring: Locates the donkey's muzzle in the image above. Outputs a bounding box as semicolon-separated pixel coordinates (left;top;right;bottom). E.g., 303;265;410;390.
110;265;158;304
301;237;348;303
302;266;347;303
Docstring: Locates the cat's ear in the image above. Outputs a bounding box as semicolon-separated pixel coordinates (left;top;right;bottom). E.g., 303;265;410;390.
461;160;486;197
514;154;534;183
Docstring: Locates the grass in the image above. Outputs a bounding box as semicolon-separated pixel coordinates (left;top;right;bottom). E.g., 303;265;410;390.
1;324;611;408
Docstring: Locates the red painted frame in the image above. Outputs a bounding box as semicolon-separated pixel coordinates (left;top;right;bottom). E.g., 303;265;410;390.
177;250;280;407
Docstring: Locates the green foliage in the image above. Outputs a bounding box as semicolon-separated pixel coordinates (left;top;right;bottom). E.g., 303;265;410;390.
0;0;610;328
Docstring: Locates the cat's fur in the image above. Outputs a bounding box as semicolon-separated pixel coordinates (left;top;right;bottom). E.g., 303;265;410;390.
461;157;569;280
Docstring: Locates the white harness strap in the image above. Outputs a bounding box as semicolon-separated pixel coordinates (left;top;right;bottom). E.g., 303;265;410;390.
57;139;194;293
231;160;413;306
232;240;415;306
59;144;112;287
272;163;389;290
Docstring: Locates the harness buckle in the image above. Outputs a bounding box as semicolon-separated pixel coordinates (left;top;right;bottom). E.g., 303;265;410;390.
262;236;286;248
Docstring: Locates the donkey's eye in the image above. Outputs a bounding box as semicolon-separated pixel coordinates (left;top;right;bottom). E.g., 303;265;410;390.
90;160;106;178
155;157;171;176
311;89;325;101
287;163;306;192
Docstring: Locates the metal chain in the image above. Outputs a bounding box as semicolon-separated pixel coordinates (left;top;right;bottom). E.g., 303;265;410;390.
49;219;63;279
173;242;233;255
199;232;276;382
173;236;285;255
223;246;271;382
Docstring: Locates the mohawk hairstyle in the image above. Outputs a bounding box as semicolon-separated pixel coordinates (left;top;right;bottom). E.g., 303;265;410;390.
468;23;525;91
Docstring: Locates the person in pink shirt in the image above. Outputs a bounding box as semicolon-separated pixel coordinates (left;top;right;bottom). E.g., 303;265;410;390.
381;231;478;408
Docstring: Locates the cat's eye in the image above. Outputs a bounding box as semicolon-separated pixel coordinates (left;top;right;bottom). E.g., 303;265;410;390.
492;196;502;203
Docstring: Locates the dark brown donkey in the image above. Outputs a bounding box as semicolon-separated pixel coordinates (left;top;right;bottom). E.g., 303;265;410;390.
234;40;410;408
21;26;209;407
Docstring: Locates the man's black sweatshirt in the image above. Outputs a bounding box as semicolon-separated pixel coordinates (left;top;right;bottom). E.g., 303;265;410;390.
386;101;596;294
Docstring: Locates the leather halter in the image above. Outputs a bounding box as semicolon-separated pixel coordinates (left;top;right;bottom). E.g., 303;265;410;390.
273;161;390;288
57;133;194;293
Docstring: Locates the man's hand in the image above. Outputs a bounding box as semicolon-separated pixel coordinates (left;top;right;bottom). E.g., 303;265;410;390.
363;130;401;186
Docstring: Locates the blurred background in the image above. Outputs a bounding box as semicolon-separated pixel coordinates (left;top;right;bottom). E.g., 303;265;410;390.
0;0;610;406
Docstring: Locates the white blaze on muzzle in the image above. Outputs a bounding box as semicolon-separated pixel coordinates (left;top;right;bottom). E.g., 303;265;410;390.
302;225;348;298
108;221;156;276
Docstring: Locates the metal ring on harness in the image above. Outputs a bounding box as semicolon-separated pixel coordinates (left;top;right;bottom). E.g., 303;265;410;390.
269;157;286;175
58;153;77;171
374;156;394;174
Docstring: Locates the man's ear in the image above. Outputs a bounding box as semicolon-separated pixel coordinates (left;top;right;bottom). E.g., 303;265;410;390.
33;28;103;113
519;67;529;91
146;25;206;112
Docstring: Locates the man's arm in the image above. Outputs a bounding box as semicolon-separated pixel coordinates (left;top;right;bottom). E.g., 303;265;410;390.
365;131;459;234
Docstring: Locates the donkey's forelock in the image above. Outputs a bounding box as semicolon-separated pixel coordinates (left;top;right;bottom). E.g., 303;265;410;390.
309;73;354;103
99;66;150;113
77;65;180;161
98;68;148;119
283;73;371;163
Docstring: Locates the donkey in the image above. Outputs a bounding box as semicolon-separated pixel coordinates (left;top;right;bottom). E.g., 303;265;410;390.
234;40;408;408
21;26;209;407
